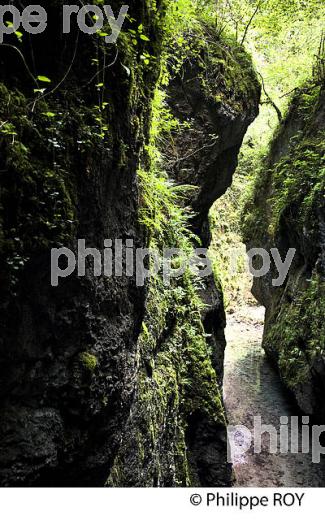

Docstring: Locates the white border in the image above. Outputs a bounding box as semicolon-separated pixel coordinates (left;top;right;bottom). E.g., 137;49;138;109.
0;488;324;520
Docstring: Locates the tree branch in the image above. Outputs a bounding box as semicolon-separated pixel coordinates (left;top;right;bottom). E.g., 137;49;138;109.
257;71;283;123
240;0;264;46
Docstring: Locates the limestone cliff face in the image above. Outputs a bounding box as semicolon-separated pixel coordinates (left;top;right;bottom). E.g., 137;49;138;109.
0;0;167;486
243;83;325;419
0;4;259;486
166;27;260;381
107;26;260;487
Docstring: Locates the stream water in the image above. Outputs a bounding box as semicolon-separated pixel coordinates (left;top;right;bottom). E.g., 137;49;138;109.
224;305;325;487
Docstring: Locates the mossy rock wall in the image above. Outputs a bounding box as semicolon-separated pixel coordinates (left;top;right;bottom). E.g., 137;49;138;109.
0;0;168;486
243;83;325;418
108;23;260;486
0;5;259;486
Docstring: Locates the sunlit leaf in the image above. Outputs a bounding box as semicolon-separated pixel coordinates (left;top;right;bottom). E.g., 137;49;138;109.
37;75;52;83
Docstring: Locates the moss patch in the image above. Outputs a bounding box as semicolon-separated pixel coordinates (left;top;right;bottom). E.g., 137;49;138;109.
264;274;325;390
79;352;98;372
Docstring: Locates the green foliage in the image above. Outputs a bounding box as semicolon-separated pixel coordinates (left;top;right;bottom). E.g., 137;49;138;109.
271;140;324;239
215;0;325;100
138;167;197;249
213;0;325;282
138;86;198;253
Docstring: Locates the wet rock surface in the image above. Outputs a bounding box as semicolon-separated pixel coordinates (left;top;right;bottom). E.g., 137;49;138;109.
224;305;325;486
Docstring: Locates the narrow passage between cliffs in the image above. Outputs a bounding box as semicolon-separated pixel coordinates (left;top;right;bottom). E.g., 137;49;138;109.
223;305;325;486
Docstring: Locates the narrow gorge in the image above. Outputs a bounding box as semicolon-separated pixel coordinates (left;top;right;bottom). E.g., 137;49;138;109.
0;0;324;488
